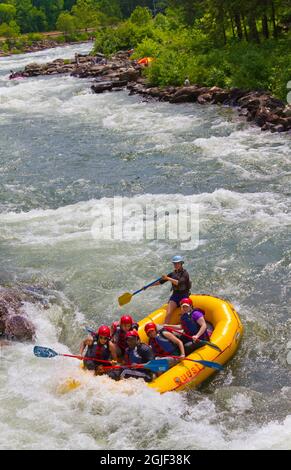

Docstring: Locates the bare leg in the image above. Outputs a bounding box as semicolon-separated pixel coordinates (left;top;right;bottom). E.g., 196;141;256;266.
165;300;178;324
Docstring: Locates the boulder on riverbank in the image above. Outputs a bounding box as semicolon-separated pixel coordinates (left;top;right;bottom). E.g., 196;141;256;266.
0;286;44;341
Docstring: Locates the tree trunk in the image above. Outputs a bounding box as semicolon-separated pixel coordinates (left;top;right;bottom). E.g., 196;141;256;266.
234;11;243;40
219;10;227;45
242;14;248;41
248;14;260;43
262;14;269;39
230;14;236;39
271;1;278;38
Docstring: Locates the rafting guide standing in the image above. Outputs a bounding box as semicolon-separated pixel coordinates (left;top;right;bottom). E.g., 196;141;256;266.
151;255;192;323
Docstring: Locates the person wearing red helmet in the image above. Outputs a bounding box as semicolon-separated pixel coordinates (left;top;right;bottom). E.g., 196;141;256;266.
110;314;139;359
79;324;118;374
108;329;154;383
166;297;210;354
144;321;185;363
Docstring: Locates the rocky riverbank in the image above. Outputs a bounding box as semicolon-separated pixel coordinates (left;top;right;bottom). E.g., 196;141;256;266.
18;51;291;133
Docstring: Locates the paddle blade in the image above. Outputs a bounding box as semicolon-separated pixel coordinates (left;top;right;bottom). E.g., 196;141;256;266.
144;359;169;373
33;346;58;358
193;359;223;371
85;326;95;335
118;292;132;306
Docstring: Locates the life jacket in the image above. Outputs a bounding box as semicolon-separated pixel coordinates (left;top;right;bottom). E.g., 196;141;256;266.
125;344;145;365
84;335;110;367
112;323;138;353
181;308;209;340
149;330;179;357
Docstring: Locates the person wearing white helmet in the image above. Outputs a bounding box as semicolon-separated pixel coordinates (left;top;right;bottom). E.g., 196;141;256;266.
152;255;192;324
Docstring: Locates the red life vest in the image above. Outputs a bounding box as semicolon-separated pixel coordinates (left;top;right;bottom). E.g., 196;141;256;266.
112;323;138;353
85;335;110;366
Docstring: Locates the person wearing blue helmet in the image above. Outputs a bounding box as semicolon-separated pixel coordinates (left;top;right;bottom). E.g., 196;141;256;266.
152;255;192;323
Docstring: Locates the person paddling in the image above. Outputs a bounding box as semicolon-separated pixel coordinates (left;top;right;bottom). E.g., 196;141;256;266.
144;322;185;367
166;297;211;354
108;330;154;383
151;255;192;323
80;325;117;374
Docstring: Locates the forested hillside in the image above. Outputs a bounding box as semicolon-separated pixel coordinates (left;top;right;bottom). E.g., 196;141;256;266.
0;1;157;35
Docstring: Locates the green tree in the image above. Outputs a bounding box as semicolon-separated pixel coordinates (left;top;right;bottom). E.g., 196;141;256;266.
130;6;152;26
15;0;34;32
96;0;121;20
15;0;47;32
0;3;16;24
0;18;19;36
71;0;99;30
56;10;76;34
32;0;64;30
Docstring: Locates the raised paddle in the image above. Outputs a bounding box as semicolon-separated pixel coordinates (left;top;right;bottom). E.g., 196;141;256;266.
166;355;223;371
118;277;162;306
163;326;222;352
33;346;113;365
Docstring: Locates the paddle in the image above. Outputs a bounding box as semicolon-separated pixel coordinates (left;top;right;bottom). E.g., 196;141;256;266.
166;355;223;371
101;359;169;373
118;277;162;306
85;326;96;335
164;326;222;352
33;346;113;365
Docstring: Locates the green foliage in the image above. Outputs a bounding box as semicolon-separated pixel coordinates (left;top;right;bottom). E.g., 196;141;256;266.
95;0;121;20
27;32;43;41
94;18;154;54
56;11;76;34
32;0;64;30
131;37;160;57
145;36;291;100
71;0;99;30
129;6;152;26
1;41;9;52
0;19;19;37
15;0;47;33
54;34;66;42
0;3;16;24
92;3;291;102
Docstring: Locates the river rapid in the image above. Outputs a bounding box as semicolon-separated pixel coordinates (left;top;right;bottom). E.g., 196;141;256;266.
0;43;290;450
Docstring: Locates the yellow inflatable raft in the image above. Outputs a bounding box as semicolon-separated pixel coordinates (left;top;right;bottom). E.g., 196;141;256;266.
60;295;242;394
138;294;243;393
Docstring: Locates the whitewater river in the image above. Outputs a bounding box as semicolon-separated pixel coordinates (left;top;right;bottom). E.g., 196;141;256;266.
0;43;290;450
